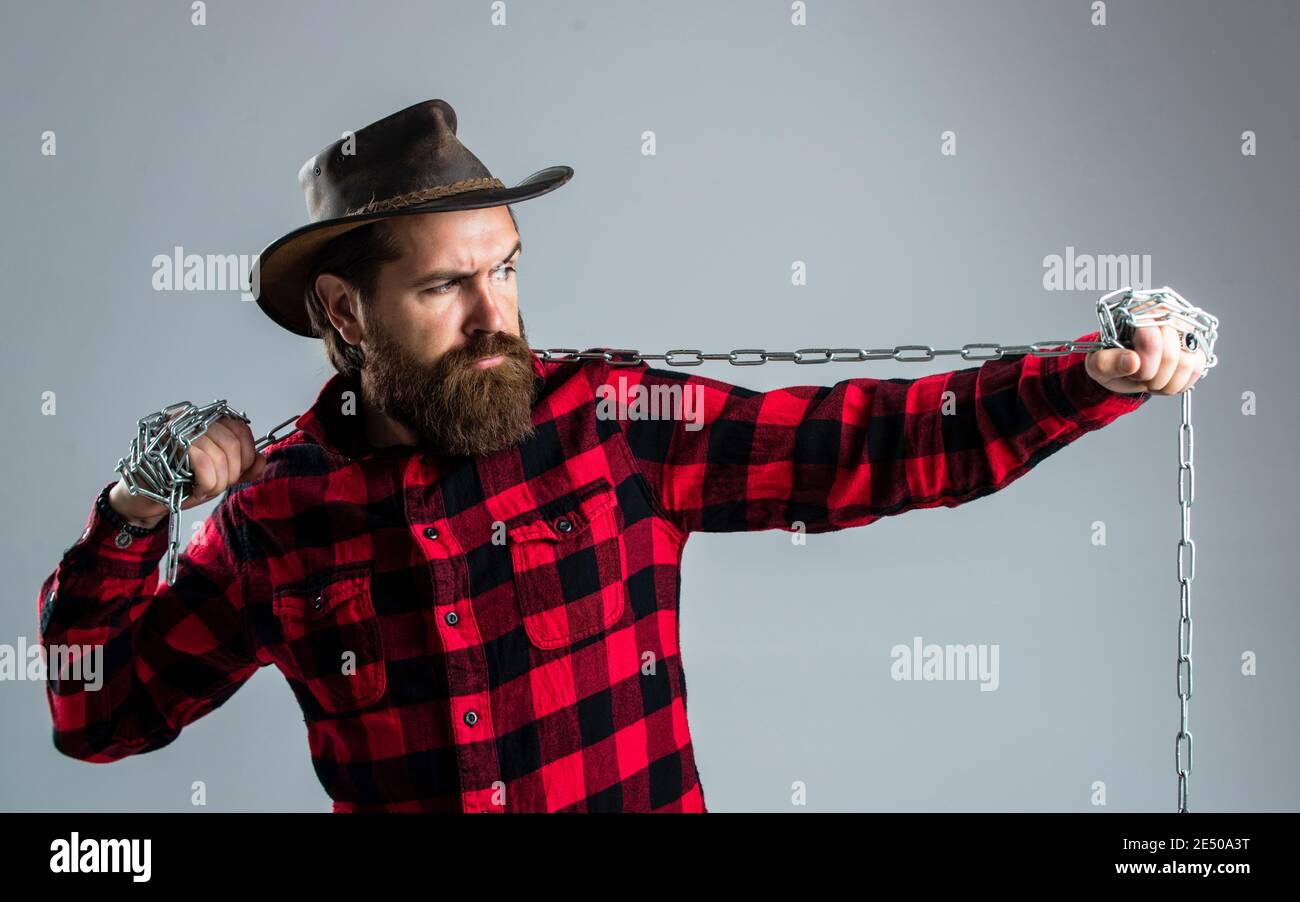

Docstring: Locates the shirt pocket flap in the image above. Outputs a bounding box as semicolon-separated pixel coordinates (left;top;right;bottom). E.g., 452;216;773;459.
273;567;371;620
504;478;619;544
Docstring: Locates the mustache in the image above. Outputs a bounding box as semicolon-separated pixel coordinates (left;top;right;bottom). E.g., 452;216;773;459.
440;332;532;367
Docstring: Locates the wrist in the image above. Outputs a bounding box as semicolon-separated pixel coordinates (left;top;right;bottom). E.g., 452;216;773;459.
106;481;168;531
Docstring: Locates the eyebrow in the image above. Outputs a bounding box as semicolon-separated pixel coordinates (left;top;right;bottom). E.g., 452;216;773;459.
409;240;522;287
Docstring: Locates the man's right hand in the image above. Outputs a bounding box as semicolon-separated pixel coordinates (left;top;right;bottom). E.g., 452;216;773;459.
108;416;268;529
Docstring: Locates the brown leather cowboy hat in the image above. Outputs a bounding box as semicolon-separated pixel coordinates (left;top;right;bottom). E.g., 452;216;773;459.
250;98;573;336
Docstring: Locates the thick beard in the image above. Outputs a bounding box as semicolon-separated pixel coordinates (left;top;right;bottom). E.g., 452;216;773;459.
361;316;538;457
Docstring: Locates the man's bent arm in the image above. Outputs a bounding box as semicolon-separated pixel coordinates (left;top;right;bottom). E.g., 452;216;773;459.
609;329;1150;534
36;481;261;761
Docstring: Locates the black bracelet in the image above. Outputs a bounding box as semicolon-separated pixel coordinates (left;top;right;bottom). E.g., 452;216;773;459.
96;483;166;536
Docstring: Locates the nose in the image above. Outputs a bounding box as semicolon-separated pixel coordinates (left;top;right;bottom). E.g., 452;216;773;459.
461;276;509;335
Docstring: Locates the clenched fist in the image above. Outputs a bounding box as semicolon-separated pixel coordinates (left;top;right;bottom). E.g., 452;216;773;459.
1085;319;1209;396
108;415;267;529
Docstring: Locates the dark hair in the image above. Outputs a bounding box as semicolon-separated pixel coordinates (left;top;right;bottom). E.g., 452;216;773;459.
304;205;519;377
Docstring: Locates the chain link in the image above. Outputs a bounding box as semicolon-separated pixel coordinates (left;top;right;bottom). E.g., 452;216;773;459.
113;286;1217;811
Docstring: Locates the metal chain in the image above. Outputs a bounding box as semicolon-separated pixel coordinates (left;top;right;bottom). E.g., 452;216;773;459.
115;401;253;585
534;338;1110;366
115;405;302;585
532;286;1220;373
1177;386;1195;812
114;286;1217;811
254;415;302;453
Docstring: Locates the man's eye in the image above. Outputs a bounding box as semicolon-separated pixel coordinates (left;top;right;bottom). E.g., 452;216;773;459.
424;267;513;294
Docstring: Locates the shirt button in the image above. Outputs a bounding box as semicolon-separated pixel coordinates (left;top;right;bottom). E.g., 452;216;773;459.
114;530;134;548
444;611;459;626
555;518;573;533
463;710;478;726
423;526;439;540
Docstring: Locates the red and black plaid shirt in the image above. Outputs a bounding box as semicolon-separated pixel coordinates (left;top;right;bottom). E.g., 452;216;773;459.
38;331;1148;812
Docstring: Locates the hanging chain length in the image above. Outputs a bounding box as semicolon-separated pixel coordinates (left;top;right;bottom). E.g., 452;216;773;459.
1177;387;1195;813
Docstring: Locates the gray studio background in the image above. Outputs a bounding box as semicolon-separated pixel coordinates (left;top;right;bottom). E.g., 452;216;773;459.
2;0;1295;812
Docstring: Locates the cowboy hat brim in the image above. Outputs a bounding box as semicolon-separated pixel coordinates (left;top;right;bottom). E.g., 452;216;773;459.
251;164;573;337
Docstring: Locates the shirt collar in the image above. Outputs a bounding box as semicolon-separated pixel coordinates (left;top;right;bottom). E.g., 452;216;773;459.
293;351;550;460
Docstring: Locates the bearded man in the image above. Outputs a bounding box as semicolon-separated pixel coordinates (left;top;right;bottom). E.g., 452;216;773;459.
37;99;1201;813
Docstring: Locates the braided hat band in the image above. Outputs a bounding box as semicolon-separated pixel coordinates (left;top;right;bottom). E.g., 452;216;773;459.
344;177;507;217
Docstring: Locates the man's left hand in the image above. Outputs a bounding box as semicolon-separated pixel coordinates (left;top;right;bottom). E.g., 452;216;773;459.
1085;319;1209;396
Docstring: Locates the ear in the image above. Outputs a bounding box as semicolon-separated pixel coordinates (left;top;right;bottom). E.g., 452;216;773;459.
316;273;363;345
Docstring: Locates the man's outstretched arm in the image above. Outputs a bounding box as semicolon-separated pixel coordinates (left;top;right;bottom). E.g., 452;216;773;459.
608;329;1152;535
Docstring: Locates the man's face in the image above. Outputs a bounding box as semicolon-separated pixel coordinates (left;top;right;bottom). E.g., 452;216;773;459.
326;206;539;457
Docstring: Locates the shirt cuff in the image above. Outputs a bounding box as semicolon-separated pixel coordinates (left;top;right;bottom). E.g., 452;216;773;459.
1057;330;1150;426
